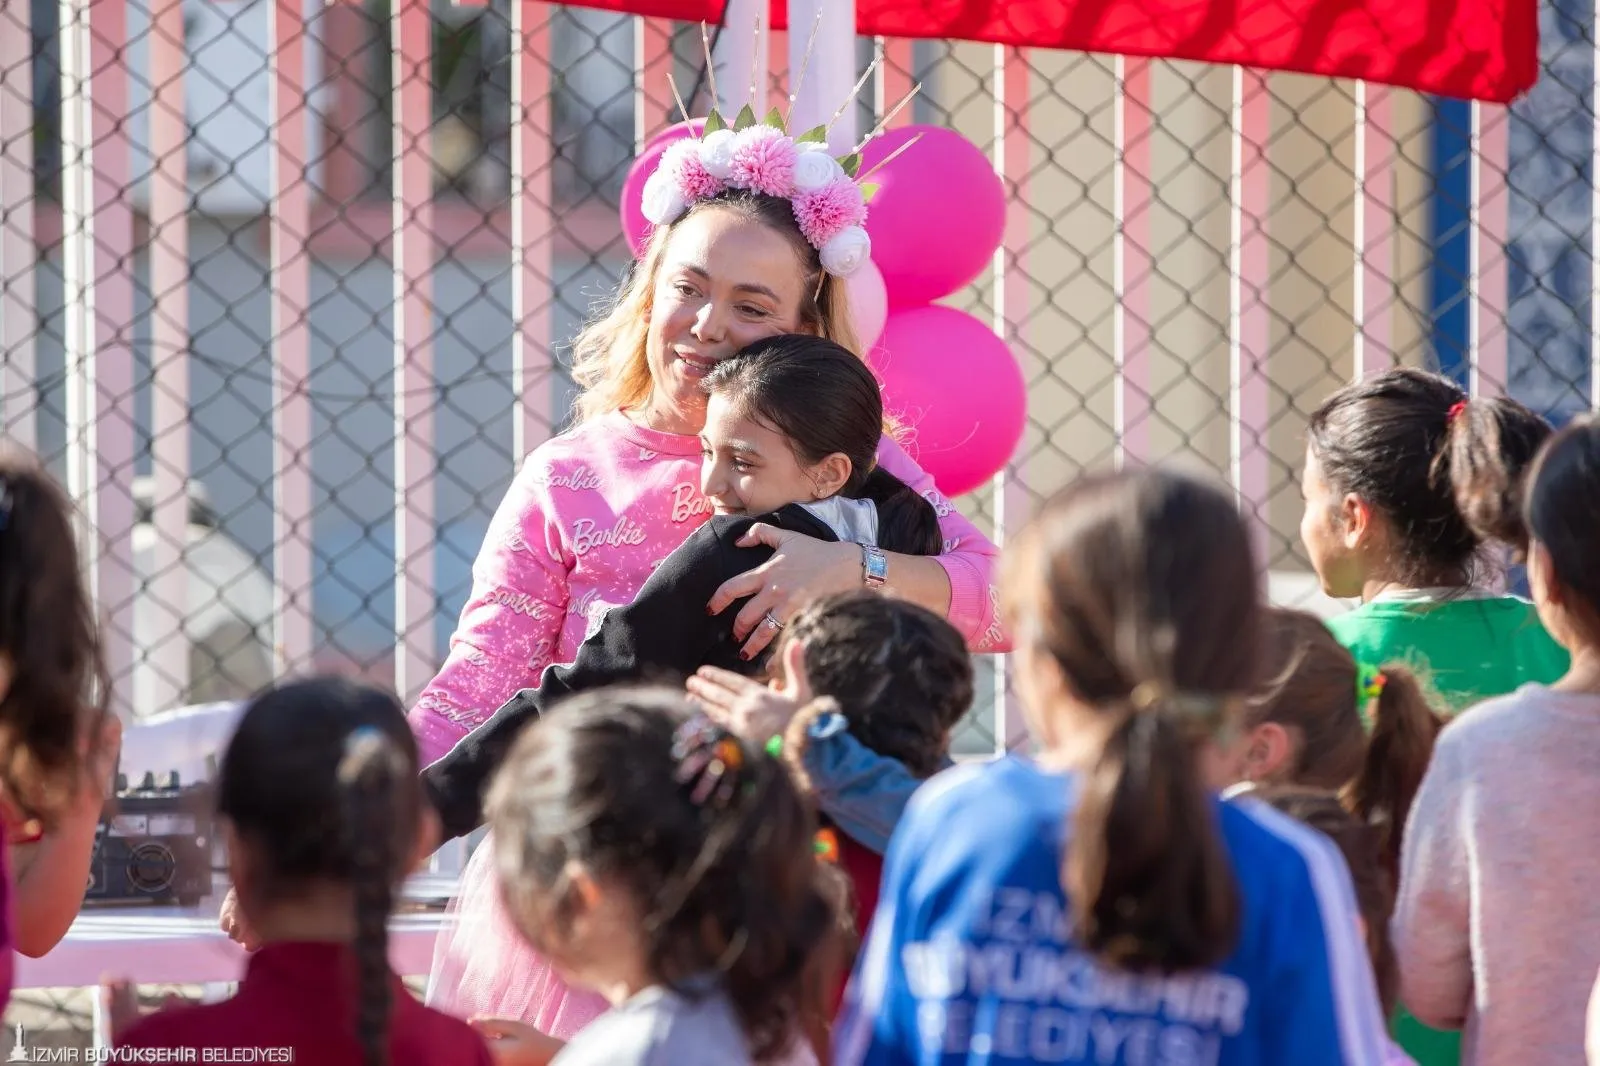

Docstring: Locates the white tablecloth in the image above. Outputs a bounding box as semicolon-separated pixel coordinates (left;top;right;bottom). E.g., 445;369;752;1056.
14;904;448;989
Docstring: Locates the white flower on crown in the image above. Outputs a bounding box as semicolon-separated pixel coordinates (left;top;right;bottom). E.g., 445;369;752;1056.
698;129;737;181
819;225;871;277
641;167;689;226
793;150;846;193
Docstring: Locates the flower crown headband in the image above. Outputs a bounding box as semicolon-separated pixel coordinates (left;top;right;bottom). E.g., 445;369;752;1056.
640;21;923;280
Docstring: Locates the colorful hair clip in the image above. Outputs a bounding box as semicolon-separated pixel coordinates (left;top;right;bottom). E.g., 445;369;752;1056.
1447;400;1469;423
1357;664;1388;702
672;715;747;809
814;828;839;864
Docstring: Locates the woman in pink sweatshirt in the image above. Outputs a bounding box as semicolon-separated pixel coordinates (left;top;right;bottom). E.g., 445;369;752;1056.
410;184;1006;1037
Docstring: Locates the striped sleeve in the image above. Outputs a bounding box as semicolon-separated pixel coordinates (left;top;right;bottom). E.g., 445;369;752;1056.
1238;800;1391;1066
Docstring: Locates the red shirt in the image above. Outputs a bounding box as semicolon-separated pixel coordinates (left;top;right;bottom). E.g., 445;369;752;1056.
116;941;491;1066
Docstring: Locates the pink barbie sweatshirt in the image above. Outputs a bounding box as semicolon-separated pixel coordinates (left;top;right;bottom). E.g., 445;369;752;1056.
409;411;1006;763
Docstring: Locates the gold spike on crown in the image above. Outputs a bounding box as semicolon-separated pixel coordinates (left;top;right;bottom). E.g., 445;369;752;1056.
639;18;922;279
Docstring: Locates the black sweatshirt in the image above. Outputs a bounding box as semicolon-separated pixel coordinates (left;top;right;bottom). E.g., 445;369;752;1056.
421;503;844;841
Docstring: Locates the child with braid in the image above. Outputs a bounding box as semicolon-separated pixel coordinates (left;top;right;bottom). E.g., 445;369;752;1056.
115;678;490;1066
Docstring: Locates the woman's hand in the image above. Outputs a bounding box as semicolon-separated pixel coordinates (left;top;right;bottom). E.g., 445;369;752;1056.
469;1018;565;1066
687;640;812;743
707;528;860;659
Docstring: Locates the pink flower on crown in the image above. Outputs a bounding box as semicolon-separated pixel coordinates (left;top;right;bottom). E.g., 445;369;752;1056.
792;179;866;249
661;138;723;201
727;126;798;197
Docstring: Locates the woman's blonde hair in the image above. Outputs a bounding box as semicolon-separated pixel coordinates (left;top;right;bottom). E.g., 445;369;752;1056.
567;190;862;425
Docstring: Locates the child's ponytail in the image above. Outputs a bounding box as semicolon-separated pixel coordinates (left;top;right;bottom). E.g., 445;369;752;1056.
1067;693;1240;972
1343;665;1441;875
1437;395;1552;557
337;729;409;1066
857;467;941;556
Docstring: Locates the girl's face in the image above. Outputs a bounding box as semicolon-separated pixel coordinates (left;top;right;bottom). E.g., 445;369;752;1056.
1299;445;1367;598
645;208;809;435
699;393;850;516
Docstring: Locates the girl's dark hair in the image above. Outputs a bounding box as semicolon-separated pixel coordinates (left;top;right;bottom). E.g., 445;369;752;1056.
775;591;972;778
1002;467;1259;973
1307;367;1552;583
1248;608;1442;875
1251;787;1400;1014
487;687;837;1064
704;334;941;557
1524;415;1600;628
0;451;111;829
220;678;423;1066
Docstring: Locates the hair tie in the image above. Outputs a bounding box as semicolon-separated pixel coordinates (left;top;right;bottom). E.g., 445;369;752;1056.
672;715;747;809
814;828;839;864
1447;400;1469;424
1357;664;1388;702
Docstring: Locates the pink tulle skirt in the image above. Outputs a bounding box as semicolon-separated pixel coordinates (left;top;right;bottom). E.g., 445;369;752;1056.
423;832;609;1038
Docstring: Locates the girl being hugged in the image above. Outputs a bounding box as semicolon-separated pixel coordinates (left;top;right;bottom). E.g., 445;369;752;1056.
118;677;490;1066
1395;416;1600;1065
421;334;944;842
477;687;841;1066
834;467;1390;1066
395;104;1005;1036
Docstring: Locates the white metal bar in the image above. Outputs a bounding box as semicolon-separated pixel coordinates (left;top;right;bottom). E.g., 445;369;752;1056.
64;0;137;720
393;0;435;703
146;0;190;711
1113;56;1150;468
269;0;314;676
0;0;36;451
1353;81;1393;380
635;17;674;150
717;0;767;115
786;0;857;152
510;0;553;463
1229;67;1271;564
1469;100;1509;399
991;44;1029;755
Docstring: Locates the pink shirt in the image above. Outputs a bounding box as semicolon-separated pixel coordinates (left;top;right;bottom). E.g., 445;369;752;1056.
410;411;1005;763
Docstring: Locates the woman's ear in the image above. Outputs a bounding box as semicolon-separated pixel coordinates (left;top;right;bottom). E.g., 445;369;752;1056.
1339;493;1372;550
807;453;853;500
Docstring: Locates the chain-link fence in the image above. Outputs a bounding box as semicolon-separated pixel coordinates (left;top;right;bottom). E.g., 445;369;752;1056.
0;0;1596;1044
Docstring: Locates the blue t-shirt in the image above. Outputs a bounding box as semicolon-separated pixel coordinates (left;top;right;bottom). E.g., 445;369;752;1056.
833;757;1390;1066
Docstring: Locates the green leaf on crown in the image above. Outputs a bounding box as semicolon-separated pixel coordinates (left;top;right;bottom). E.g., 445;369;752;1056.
763;108;785;132
733;105;758;131
860;182;880;203
795;124;828;144
703;109;727;135
841;153;861;178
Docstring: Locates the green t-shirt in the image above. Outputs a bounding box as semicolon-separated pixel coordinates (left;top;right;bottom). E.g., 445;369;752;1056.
1326;593;1569;1066
1327;595;1570;714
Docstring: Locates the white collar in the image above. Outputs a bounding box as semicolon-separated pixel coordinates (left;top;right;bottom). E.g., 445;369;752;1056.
799;497;879;546
1368;586;1498;605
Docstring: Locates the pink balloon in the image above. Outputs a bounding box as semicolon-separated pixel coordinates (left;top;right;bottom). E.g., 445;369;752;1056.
869;306;1027;499
844;258;888;350
859;126;1007;308
619;122;705;257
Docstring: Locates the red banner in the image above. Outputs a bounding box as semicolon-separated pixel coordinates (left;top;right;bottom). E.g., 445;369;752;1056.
562;0;1536;103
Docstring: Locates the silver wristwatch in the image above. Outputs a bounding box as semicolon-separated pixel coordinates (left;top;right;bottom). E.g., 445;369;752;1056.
860;544;888;589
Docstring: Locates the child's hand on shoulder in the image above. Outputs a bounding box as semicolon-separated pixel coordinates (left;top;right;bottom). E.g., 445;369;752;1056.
469;1018;565;1066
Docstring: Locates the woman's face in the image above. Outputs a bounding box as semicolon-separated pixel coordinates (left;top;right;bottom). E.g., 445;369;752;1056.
645;208;809;435
699;393;849;517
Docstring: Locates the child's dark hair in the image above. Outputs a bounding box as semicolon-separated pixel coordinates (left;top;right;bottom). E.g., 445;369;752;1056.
1250;787;1400;1014
1002;466;1259;973
1524;415;1600;632
1248;608;1442;874
487;686;837;1064
1307;367;1552;583
0;450;111;828
776;591;972;779
219;678;424;1066
704;334;942;556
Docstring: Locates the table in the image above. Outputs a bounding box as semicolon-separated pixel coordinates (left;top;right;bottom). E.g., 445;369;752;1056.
14;905;450;990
